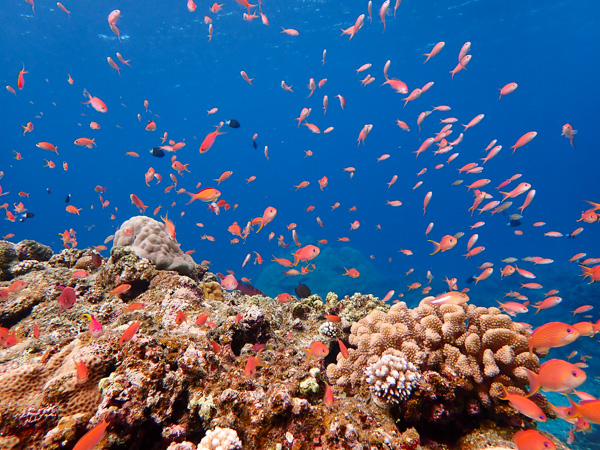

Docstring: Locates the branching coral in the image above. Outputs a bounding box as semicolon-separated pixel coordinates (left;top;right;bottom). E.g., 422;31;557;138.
327;300;541;420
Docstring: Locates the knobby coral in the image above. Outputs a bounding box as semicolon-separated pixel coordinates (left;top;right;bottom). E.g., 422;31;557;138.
327;299;545;428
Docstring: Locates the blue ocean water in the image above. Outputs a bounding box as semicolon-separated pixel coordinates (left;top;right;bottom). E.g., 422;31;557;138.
1;0;600;445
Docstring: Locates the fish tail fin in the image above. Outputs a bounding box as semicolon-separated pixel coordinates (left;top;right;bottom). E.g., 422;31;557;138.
498;384;508;400
523;368;540;397
428;240;441;255
255;220;264;233
302;348;312;363
499;191;510;203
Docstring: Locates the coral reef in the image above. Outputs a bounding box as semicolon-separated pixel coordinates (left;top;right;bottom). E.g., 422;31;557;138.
0;239;566;450
327;300;550;437
112;216;197;275
198;427;242;450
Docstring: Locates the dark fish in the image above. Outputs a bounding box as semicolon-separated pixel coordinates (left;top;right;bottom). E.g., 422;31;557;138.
225;119;240;128
65;194;71;204
508;219;521;227
18;212;35;222
237;281;265;297
295;283;311;299
252;140;257;149
150;147;165;158
46;188;51;194
465;276;475;285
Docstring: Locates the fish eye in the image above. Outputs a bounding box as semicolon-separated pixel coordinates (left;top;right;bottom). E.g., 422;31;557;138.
539;415;545;420
572;371;579;377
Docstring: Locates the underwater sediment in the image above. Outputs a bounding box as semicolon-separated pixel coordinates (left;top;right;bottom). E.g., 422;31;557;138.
0;235;568;450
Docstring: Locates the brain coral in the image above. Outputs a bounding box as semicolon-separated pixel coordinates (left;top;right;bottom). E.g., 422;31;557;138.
0;339;114;426
327;299;541;422
112;216;196;275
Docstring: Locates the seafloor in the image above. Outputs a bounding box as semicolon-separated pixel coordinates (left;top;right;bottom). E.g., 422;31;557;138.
0;231;574;450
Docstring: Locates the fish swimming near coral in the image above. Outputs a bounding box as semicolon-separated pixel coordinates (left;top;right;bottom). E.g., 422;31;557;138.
295;283;311;298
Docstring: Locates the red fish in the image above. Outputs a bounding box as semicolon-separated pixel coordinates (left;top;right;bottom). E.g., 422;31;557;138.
119;320;140;345
56;286;77;310
17;64;28;90
82;89;107;113
72;419;109;450
199;123;225;153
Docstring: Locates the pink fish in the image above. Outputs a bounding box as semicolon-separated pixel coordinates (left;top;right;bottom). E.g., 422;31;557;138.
56;286;77;310
220;274;238;291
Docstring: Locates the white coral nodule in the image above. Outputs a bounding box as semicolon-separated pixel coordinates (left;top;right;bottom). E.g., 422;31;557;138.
197;427;242;450
365;354;421;405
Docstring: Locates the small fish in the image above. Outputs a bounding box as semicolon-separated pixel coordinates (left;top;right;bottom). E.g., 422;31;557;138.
303;341;329;363
119;320;140;345
525;359;586;395
56;286;77;310
72;419;109;450
110;284;131;295
150;147;165;157
295;283;311;299
512;429;556;450
499;385;546;422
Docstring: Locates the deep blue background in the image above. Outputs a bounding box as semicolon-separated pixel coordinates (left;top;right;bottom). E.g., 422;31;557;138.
2;0;600;446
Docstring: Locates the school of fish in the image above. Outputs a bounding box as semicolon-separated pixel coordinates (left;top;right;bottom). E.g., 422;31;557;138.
1;1;598;449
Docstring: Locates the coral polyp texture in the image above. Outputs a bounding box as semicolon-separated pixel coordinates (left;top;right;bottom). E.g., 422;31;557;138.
327;300;548;430
197;427;242;450
365;350;421;406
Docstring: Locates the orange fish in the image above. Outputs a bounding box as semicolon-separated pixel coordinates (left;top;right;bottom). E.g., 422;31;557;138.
65;205;81;215
199;122;225;153
499;385;546;422
528;322;580;353
74;138;96;148
130;194;148;213
256;206;277;233
510;131;537;153
118;320;140;345
72;419;109;450
343;268;360;278
525;359;586;395
37;142;59;154
110;284;131;295
303;341;329;363
293;245;320;266
561;123;577;148
428;235;457;255
512;430;556;450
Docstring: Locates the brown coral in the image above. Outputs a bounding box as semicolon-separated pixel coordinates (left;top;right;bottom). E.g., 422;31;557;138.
327;299;542;430
0;339;114;427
